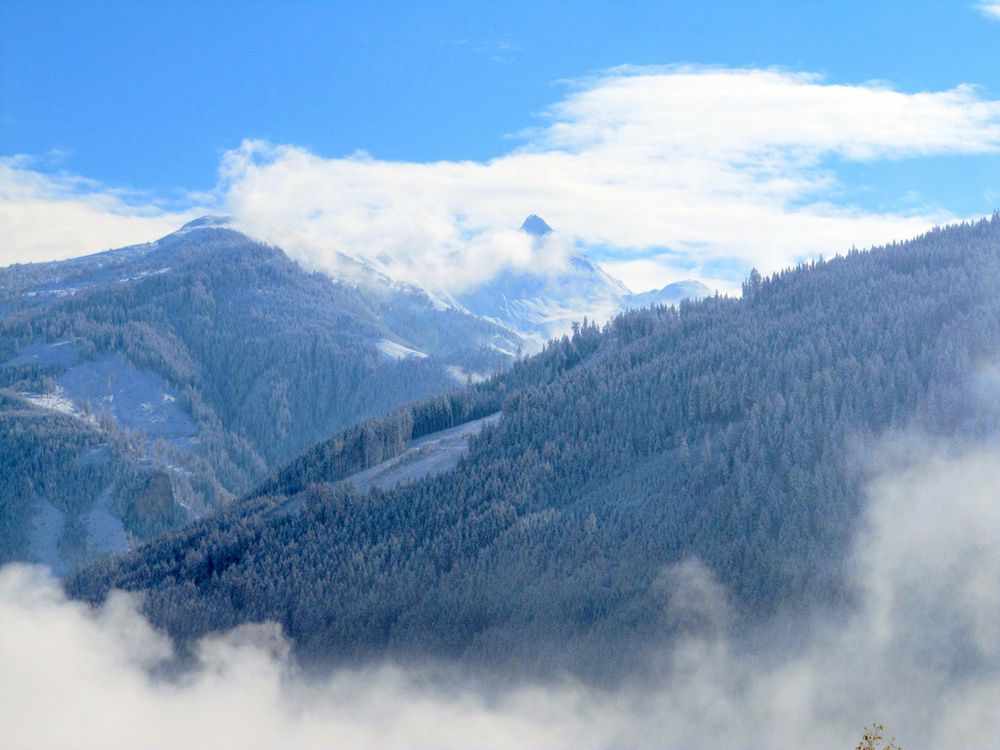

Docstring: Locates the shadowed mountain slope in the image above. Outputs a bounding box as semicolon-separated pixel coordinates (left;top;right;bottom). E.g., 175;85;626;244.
0;218;519;569
70;215;1000;677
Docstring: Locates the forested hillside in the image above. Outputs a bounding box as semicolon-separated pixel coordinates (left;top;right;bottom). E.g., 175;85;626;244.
70;216;1000;678
0;217;519;569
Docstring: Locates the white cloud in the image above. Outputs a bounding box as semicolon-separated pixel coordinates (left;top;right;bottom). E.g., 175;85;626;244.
5;67;1000;292
978;3;1000;20
0;157;202;267
3;434;1000;749
221;68;1000;293
599;256;732;297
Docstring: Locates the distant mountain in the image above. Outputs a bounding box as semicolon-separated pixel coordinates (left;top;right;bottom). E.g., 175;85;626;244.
71;216;1000;678
0;218;520;571
1;214;710;573
457;215;709;345
520;214;553;236
456;251;629;347
622;279;712;310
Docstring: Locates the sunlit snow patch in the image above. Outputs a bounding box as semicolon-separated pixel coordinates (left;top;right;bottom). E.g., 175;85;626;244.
375;339;428;361
20;387;97;425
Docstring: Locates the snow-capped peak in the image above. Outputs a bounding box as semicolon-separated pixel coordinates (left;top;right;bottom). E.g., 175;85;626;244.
168;215;234;237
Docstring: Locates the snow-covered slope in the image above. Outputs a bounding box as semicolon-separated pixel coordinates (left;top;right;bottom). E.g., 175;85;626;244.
457;252;628;347
0;217;521;573
622;279;712;310
269;413;501;518
455;216;710;346
1;212;709;573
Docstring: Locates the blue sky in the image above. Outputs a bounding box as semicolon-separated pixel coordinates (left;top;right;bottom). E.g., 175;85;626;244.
2;1;1000;292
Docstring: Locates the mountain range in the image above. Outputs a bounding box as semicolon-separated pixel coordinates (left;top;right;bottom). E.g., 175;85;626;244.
68;214;1000;679
457;214;711;346
0;214;708;573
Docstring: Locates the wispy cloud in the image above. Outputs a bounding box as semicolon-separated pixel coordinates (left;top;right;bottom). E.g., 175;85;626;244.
445;37;522;64
5;67;1000;292
977;2;1000;20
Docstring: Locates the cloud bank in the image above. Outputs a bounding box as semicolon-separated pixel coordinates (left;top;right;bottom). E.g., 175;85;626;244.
5;68;1000;292
0;156;201;266
221;68;1000;293
3;435;999;750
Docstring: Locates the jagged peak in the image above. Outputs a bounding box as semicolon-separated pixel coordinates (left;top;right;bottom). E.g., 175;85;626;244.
520;214;553;236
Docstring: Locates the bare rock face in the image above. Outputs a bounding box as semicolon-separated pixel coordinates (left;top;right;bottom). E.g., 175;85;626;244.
122;471;184;539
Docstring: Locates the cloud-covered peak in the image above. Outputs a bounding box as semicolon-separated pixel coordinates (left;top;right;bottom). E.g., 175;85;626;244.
520;214;553;236
162;214;237;240
178;215;232;231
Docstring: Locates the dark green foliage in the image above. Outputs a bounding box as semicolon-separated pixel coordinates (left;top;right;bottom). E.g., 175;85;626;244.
70;216;1000;677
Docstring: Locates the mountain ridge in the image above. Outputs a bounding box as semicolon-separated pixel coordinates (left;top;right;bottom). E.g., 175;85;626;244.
0;221;519;571
454;215;710;344
1;213;712;574
69;215;1000;678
